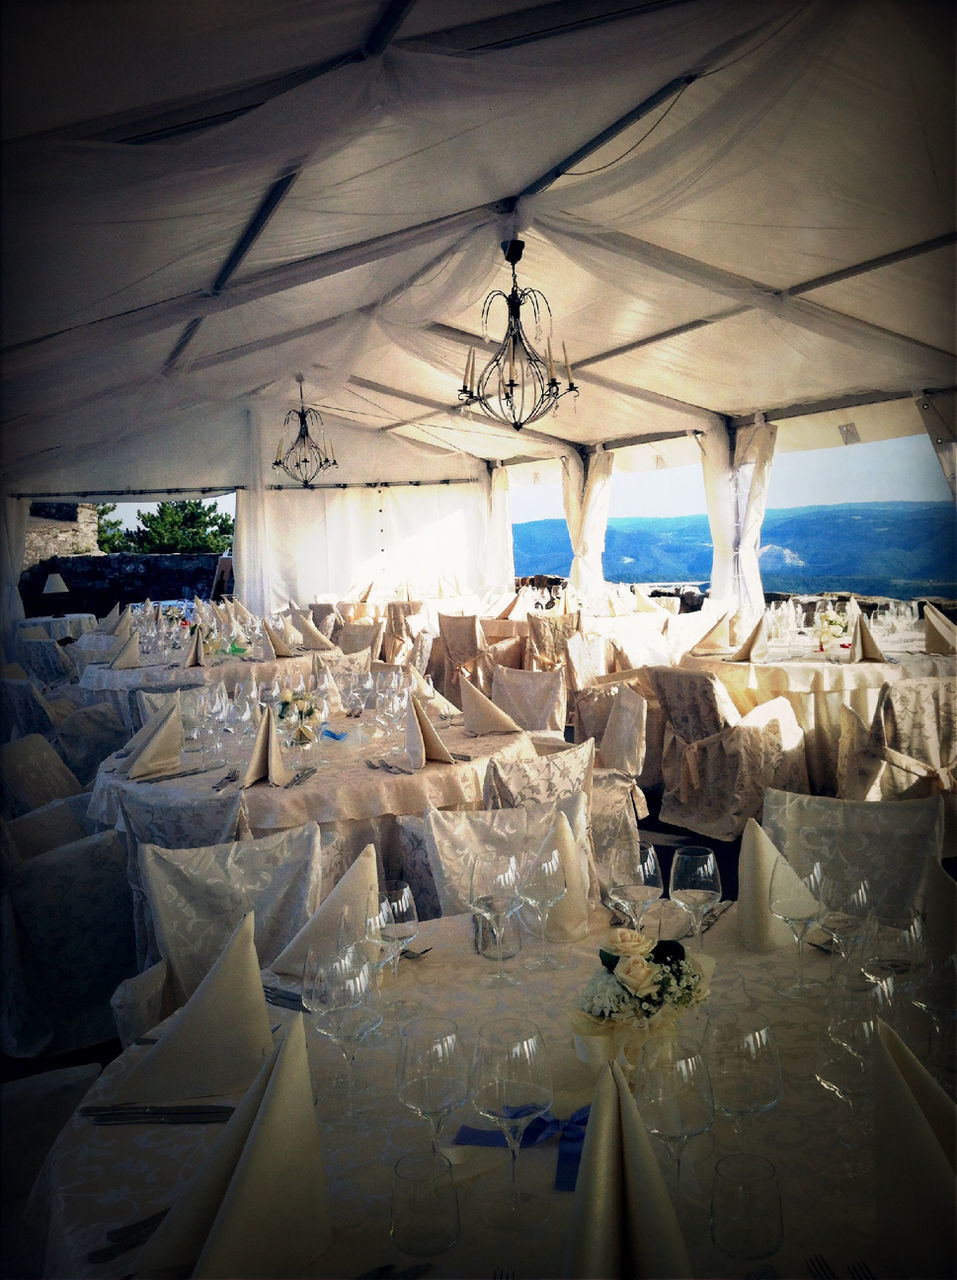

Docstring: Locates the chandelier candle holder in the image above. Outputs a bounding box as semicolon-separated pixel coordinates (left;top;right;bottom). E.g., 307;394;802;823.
273;375;337;488
458;239;578;431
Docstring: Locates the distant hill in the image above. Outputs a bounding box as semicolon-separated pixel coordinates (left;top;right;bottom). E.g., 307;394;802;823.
512;501;957;599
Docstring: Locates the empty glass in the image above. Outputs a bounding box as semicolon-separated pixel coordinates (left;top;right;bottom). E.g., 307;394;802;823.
669;847;722;951
609;840;663;933
379;880;420;1019
519;838;567;970
702;1011;782;1143
469;850;524;987
391;1152;460;1257
768;856;825;998
710;1154;783;1261
634;1035;714;1195
397;1017;469;1152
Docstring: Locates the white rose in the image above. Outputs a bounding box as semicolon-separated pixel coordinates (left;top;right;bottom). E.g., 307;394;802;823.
605;927;655;960
615;955;660;999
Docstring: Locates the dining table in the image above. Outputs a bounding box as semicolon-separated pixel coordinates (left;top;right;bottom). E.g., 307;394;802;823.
27;901;909;1280
87;713;539;893
15;613;98;643
681;641;956;794
77;647;321;731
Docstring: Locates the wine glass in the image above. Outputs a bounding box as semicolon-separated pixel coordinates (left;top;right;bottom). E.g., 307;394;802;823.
397;1017;470;1153
469;850;524;987
379;880;420;1019
818;870;870;967
609;840;663;933
860;907;930;1013
519;837;567;970
470;1018;553;1228
634;1035;714;1196
302;942;381;1118
768;856;825;998
710;1154;783;1262
702;1011;782;1143
669;847;722;951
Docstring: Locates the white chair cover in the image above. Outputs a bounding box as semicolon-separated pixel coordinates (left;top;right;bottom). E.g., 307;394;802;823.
491;664;567;732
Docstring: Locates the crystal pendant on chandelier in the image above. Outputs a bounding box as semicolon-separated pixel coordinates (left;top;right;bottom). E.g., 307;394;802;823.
273;375;337;488
458;239;578;431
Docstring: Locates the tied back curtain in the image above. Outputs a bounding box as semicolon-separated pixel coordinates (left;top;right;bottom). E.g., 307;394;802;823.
1;498;28;657
483;465;515;593
562;448;615;602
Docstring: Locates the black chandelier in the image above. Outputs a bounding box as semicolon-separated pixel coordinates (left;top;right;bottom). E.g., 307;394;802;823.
458;239;578;432
273;375;337;487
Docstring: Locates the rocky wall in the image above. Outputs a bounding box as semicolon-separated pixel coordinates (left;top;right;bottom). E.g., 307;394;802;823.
19;553;223;619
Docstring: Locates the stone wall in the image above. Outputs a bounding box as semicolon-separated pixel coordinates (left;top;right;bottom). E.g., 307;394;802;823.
19;553;223;619
23;503;101;568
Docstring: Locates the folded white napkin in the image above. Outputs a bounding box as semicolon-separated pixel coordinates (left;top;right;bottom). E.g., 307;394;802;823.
408;666;460;720
231;599;255;627
114;912;275;1103
544;809;589;942
459;675;521;735
108;631;141;670
404;695;454;769
735;819;793;951
729;611;771;662
875;1020;956;1279
241;705;292;788
181;626;205;668
122;698;185;781
565;1061;691;1279
924;601;956;655
847;612;886;662
691;611;732;653
97;602;120;632
269;843;379;977
109;604;134;638
263;620;295;658
294;610;337;650
281;615;301;649
134;1014;330;1280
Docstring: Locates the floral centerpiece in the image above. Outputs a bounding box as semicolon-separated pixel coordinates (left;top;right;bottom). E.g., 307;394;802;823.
814;606;848;652
570;928;713;1073
278;688;323;744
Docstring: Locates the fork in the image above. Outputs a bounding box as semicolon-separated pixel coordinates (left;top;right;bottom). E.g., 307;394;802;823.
847;1265;875;1280
212;767;240;791
806;1256;837;1279
491;1271;515;1280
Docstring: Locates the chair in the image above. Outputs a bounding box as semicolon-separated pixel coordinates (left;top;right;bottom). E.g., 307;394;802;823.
0;677;128;783
6;792;99;860
337;618;386;660
16;636;78;687
837;678;956;803
0;735;84;819
437;613;487;704
491;664;567;755
310;602;341;638
384;601;425;662
118;787;249;971
111;821;323;1043
526;611;581;673
646;666;810;842
761;789;945;920
1;827;136;1056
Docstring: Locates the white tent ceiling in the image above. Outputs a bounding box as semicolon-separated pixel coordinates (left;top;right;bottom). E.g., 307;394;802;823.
1;0;954;504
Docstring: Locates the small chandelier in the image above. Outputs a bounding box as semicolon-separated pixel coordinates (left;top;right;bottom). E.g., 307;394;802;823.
458;239;578;431
273;375;337;487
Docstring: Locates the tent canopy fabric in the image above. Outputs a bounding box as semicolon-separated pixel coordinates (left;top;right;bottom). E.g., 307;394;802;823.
1;0;954;611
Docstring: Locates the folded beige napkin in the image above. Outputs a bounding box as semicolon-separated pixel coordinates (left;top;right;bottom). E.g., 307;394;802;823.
258;625;276;660
924;601;956;655
294;609;337;650
122;698;185;781
97;602;120;632
107;631;140;670
408;666;460;720
269;843;379;977
241;705;292;788
404;695;454;769
281;615;301;649
263;620;295;658
565;1061;691;1279
544;809;588;942
735;819;793;951
875;1020;956;1279
231;599;255;627
134;1014;330;1280
848;613;886;662
729;611;771;662
114;912;275;1103
691;611;732;653
459;675;521;735
181;626;206;668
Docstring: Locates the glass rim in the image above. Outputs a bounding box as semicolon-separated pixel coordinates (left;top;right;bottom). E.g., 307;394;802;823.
714;1152;777;1182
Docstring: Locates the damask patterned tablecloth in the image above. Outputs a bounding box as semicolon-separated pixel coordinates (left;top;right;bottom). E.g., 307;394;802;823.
681;648;955;794
15;613;97;642
30;908;890;1280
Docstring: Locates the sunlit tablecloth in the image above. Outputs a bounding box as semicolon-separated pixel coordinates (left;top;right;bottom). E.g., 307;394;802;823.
87;719;538;888
78;650;318;730
15;613;97;643
681;647;956;794
29;907;895;1279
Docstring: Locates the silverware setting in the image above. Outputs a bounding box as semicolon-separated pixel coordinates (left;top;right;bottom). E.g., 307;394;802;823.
138;766;209;785
80;1103;235;1126
283;766;318;788
401;947;432;961
212;768;240;791
805;1255;838;1279
365;758;415;775
263;985;305;1011
86;1208;170;1263
847;1265;875;1280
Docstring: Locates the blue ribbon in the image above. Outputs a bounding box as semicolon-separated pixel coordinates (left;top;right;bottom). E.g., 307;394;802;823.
318;723;347;741
453;1105;590;1191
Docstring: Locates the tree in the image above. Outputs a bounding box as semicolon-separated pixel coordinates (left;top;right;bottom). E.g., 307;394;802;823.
124;500;234;554
95;503;132;552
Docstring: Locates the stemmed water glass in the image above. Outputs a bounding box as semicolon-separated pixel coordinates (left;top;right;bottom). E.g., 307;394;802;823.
519;838;567;970
379;880;420;1019
302;941;381;1118
609;840;663;933
817;870;870;967
469;851;524;987
634;1036;714;1196
768;856;825;998
470;1018;553;1228
860;907;930;1007
669;847;722;951
702;1011;782;1144
397;1016;470;1153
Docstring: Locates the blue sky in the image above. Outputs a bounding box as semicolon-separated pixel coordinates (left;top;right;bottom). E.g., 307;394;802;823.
111;433;950;530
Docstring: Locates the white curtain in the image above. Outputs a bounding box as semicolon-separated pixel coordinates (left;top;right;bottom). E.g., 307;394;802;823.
1;498;28;658
733;416;778;617
697;428;736;605
481;464;515;591
563;447;615;600
233;409;274;619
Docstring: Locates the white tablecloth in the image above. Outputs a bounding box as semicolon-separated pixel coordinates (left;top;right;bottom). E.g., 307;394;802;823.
29;907;896;1279
681;647;956;794
16;614;97;642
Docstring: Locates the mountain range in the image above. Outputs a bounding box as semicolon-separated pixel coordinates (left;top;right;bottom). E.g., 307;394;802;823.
512;501;957;600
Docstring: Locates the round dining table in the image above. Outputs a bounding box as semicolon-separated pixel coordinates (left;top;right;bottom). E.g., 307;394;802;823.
27;905;902;1280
